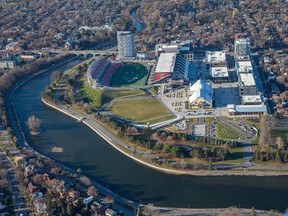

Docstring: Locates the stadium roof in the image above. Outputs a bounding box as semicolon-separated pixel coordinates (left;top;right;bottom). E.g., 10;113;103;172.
155;53;176;73
189;79;212;104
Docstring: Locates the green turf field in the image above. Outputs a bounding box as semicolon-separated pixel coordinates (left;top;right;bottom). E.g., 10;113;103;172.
110;62;149;86
110;99;171;122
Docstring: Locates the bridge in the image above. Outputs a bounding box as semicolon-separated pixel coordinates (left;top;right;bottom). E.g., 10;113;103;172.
0;49;118;58
39;49;118;57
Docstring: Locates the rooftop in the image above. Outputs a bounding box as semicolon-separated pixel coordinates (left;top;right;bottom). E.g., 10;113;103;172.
242;95;262;104
210;66;229;78
236;61;253;73
155;53;176;73
239;73;255;86
227;104;267;113
205;51;226;63
189;79;212;104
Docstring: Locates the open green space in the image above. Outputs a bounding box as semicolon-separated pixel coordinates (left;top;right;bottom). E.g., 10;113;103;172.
216;123;243;140
110;62;149;86
270;129;288;140
110;99;170;122
79;78;143;108
223;147;244;163
138;115;175;125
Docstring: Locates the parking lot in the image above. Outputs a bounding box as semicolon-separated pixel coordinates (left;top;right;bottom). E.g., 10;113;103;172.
193;124;206;136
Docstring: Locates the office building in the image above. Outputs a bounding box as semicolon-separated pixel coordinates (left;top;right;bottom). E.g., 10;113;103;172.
117;31;135;60
235;38;250;59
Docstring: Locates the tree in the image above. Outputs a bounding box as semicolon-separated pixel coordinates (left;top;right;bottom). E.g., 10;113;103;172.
251;207;255;216
87;186;98;196
79;176;91;187
259;114;271;148
67;202;73;216
275;136;284;150
26;115;41;135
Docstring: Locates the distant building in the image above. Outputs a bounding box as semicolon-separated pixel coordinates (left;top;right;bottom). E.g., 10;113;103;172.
65;38;79;50
20;52;37;60
0;59;15;69
5;42;20;52
117;31;135;60
234;38;250;59
188;79;213;109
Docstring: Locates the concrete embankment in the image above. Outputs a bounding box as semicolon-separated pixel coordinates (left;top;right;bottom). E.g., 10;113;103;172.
41;99;288;177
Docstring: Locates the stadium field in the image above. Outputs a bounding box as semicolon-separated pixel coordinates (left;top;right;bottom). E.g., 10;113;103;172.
110;62;149;86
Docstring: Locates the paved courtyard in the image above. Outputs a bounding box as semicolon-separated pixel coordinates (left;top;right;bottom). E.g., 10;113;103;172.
214;83;240;108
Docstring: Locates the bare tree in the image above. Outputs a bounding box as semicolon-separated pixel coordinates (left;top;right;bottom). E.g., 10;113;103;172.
26;115;41;135
87;186;98;196
79;176;91;187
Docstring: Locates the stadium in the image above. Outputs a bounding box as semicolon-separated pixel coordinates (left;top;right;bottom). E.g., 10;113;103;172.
86;57;150;88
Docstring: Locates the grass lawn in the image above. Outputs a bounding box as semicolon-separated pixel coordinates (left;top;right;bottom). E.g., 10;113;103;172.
101;89;144;104
270;129;288;139
224;147;244;164
204;117;214;123
78;79;102;107
216;123;243;140
241;118;261;131
110;62;149;86
110;99;170;122
78;76;144;108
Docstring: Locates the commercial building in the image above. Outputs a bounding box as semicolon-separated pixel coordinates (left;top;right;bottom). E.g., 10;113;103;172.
227;104;267;115
188;79;213;109
152;53;189;83
236;60;258;96
5;42;20;52
209;66;229;82
155;42;193;62
235;61;253;73
238;73;257;95
234;38;250;59
241;95;262;105
0;59;15;69
205;50;226;67
117;31;135;60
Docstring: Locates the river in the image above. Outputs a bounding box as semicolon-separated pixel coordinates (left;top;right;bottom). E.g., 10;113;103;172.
11;61;288;212
130;7;142;32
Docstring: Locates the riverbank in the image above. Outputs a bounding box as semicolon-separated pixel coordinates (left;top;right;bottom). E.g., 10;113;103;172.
41;98;288;177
